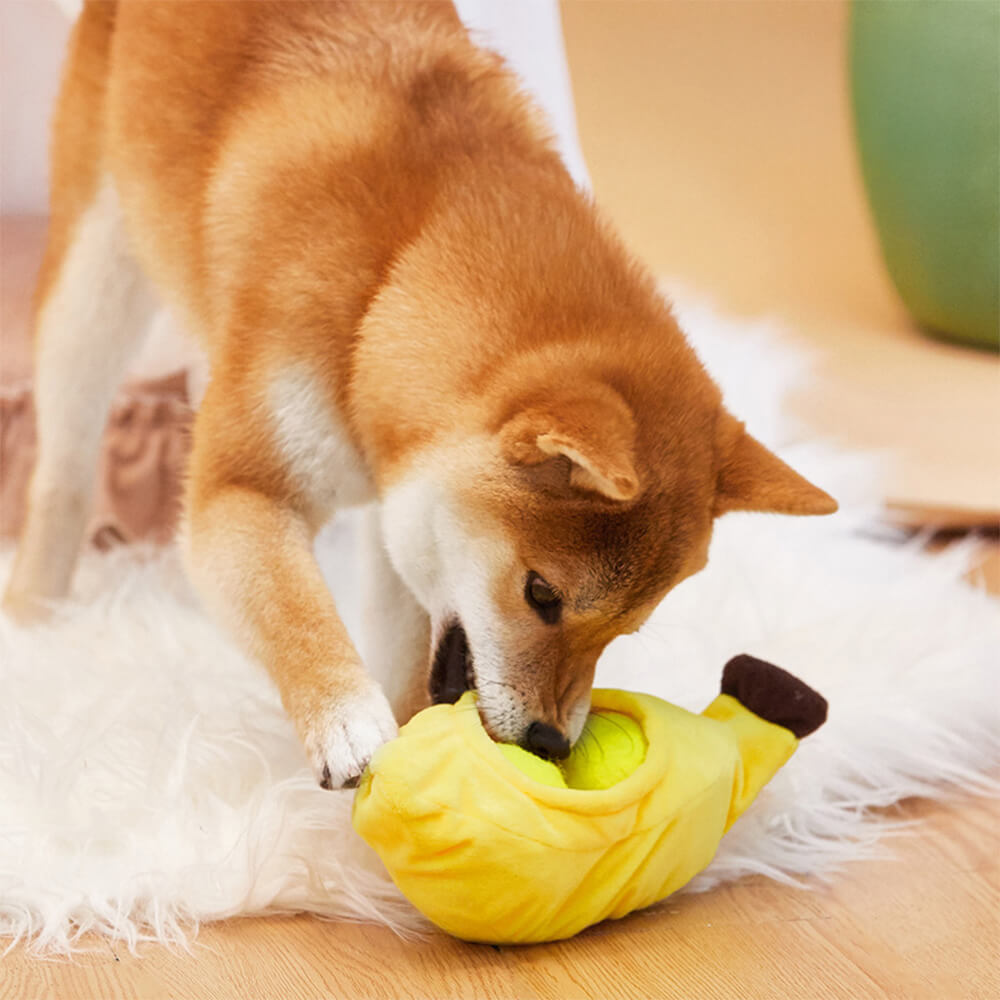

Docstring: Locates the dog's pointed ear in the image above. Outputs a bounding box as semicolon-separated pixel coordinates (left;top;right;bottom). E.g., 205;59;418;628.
714;412;838;517
499;386;640;501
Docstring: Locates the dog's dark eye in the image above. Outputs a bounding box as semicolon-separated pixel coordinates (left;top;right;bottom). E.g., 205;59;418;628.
525;572;562;624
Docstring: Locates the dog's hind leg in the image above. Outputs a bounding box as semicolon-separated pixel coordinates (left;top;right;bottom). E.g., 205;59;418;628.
4;5;155;622
3;178;155;622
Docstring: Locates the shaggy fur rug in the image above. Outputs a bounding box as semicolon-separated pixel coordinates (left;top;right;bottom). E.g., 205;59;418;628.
2;296;998;954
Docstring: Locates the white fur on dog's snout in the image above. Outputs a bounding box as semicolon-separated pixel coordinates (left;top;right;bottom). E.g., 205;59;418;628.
381;469;561;745
566;695;591;745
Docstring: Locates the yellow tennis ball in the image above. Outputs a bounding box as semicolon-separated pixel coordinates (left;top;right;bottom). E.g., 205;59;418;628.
498;744;568;788
562;710;647;790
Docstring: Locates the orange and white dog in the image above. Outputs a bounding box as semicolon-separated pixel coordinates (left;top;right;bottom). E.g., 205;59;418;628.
4;1;836;788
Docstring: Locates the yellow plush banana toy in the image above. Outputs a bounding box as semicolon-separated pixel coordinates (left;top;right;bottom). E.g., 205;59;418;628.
352;655;827;945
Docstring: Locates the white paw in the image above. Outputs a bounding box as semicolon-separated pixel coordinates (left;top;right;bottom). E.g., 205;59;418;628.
306;684;399;790
1;587;54;626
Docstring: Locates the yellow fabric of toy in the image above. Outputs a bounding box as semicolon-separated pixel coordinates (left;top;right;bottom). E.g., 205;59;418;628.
352;688;798;944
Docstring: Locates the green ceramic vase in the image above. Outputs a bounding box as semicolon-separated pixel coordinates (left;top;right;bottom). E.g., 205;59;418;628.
850;0;999;350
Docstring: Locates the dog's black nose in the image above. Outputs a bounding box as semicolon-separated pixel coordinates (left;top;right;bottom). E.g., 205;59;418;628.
523;721;571;761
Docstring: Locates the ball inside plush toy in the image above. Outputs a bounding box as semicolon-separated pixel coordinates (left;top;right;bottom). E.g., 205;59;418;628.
561;710;647;790
498;710;645;790
498;743;568;787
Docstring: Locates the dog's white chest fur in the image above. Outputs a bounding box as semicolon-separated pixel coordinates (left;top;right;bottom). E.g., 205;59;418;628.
268;365;374;516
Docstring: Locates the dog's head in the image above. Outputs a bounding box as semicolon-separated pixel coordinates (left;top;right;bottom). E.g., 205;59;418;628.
380;367;836;758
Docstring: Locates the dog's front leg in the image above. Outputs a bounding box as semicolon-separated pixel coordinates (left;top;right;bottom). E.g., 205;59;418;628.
184;484;398;788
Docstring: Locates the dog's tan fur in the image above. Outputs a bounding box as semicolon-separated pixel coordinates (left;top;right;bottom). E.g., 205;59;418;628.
4;1;836;786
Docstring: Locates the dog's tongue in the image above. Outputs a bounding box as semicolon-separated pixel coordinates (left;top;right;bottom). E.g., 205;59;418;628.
430;624;471;704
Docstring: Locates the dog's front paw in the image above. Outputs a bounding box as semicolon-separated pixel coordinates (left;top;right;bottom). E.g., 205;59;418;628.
305;683;399;790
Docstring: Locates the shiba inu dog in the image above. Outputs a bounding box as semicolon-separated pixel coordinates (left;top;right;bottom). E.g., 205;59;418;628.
3;1;836;788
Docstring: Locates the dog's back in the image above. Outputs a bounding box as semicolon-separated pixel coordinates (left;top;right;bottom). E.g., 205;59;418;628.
99;3;538;338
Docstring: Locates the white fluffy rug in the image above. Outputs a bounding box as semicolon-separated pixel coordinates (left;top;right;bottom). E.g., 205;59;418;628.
2;296;998;955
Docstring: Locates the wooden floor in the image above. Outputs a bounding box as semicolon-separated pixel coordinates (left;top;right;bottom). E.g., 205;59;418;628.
6;795;999;1000
5;1;999;997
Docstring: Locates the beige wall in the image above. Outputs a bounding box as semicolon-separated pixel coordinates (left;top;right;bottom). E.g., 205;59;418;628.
0;1;70;214
561;0;903;330
561;1;998;522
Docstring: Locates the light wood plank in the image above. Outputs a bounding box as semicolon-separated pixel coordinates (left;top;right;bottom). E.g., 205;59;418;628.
5;796;998;1000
